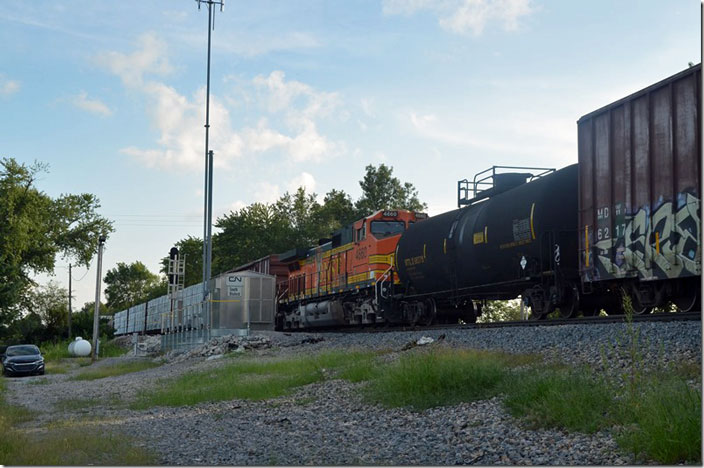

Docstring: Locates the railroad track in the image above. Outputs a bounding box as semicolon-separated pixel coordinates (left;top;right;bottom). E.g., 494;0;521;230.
329;311;701;334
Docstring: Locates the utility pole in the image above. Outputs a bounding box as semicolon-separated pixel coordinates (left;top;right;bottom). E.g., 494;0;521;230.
91;235;106;363
196;0;224;332
68;263;72;340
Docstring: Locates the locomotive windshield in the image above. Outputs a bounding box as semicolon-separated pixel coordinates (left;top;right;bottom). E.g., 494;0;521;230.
370;221;405;239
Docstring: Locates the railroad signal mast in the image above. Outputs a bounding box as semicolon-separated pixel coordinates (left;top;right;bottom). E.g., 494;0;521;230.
168;247;185;332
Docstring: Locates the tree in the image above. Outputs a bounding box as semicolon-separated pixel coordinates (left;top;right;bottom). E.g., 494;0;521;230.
477;299;523;323
312;189;357;237
29;281;69;339
159;236;203;288
355;164;427;217
212;202;292;276
103;261;161;313
0;158;113;326
74;301;113;339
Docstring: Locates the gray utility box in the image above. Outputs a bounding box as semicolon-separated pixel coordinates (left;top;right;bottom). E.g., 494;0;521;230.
210;271;276;332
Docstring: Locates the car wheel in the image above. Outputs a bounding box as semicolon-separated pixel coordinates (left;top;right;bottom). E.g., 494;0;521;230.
39;370;45;375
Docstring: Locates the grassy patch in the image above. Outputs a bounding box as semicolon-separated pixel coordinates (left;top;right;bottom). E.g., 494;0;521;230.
3;427;157;465
132;350;378;409
0;378;153;465
615;376;701;464
70;360;160;381
44;361;69;374
503;368;614;433
55;397;104;411
364;348;517;410
28;378;49;386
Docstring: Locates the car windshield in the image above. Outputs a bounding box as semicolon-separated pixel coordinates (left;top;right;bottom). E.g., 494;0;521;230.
6;345;40;356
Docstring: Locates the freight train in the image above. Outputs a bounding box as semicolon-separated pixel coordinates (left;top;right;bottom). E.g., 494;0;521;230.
113;64;701;335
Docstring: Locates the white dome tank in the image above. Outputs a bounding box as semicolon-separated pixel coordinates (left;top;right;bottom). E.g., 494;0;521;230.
68;337;92;357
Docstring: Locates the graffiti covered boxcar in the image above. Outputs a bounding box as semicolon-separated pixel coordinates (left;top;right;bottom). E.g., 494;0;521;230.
578;64;701;313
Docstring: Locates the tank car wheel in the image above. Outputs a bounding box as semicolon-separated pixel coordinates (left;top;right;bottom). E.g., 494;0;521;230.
673;287;700;313
420;299;437;326
558;284;579;319
672;280;701;312
628;292;652;315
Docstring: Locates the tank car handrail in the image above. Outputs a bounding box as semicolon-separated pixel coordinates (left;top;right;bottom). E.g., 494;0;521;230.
457;165;556;207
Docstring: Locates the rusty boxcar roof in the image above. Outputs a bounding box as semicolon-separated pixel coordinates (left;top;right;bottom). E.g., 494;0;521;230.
577;63;701;124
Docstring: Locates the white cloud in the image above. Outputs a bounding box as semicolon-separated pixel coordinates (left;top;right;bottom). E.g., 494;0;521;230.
70;91;112;116
287;172;316;193
94;32;173;87
253;70;340;119
0;74;20;96
254;182;281;204
383;0;534;35
119;82;243;171
98;36;342;171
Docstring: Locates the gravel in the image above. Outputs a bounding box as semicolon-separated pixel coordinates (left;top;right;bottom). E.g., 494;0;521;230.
4;320;700;465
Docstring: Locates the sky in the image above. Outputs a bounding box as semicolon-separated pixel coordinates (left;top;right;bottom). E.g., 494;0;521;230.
1;0;700;310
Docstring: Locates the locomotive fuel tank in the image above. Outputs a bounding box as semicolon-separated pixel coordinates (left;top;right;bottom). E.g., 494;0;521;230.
396;164;579;299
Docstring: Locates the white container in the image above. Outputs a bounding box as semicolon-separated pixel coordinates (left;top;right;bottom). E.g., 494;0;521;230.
68;337;92;357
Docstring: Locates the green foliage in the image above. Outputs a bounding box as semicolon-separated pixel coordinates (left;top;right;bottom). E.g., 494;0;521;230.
477;299;523;323
103;261;161;313
0;158;113;331
355;163;427;217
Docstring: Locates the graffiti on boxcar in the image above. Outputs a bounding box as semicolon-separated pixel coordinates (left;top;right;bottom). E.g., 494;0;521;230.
592;192;701;280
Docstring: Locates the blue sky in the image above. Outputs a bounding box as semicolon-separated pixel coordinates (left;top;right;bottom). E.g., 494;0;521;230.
1;0;700;308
